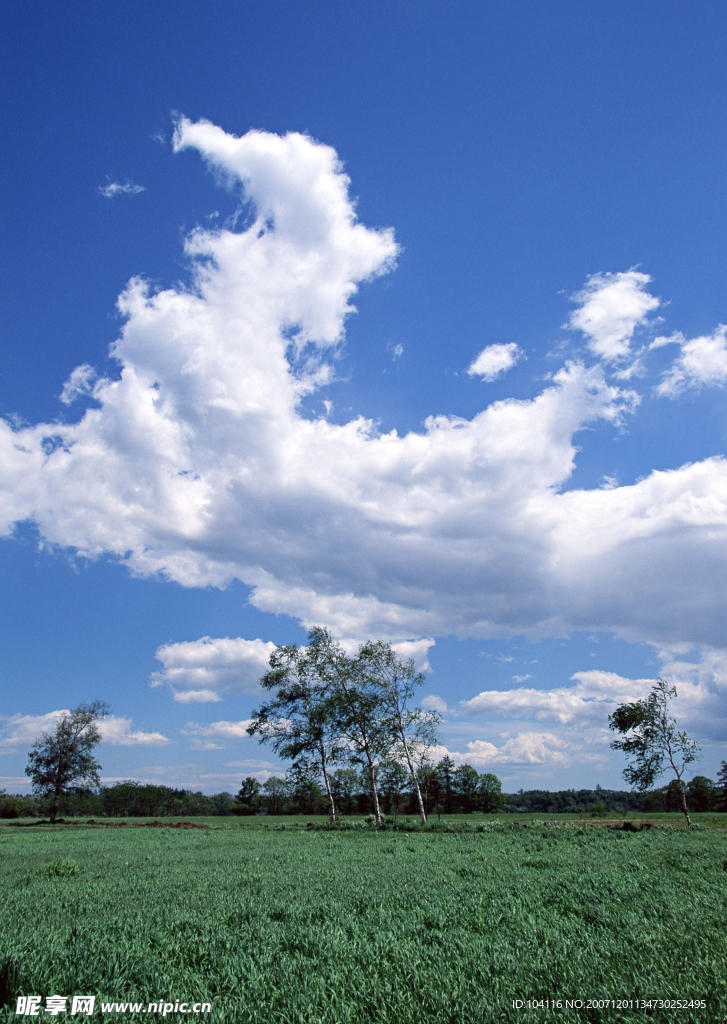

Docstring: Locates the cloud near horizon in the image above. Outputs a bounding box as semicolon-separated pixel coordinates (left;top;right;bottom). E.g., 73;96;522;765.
0;118;726;668
0;712;169;754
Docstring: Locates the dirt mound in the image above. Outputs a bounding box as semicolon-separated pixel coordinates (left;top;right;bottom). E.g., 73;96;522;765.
8;818;209;828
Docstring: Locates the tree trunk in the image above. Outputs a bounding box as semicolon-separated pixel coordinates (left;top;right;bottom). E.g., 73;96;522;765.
319;742;336;823
400;733;427;826
50;789;60;824
367;761;382;824
679;780;691;826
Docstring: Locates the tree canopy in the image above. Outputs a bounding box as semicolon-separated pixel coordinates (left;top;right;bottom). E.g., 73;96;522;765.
608;679;700;824
25;700;109;823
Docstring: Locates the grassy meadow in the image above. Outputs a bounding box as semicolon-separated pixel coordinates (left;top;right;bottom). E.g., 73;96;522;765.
1;817;726;1023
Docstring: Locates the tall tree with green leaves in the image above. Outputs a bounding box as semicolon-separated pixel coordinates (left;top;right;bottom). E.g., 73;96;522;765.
436;756;456;815
308;628;391;825
478;772;503;813
234;777;261;815
608;678;700;825
453;763;480;813
357;639;440;826
25;700;109;823
248;641;341;821
262;776;289;815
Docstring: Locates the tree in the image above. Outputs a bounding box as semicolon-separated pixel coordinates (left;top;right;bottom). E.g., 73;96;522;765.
262;776;289;815
25;701;109;823
330;768;360;816
248;639;342;821
608;679;700;824
287;760;324;815
357;639;440;826
416;758;442;818
378;759;408;817
309;628;391;825
478;772;503;813
717;761;727;812
453;764;480;813
234;777;261;815
436;756;456;815
686;775;716;813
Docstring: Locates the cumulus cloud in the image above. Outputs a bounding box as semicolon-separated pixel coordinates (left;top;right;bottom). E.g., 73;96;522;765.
467;342;523;381
1;119;727;658
568;270;659;363
181;719;255;750
462;670;655;725
654;327;727;397
0;711;169;753
0;711;64;754
98;716;171;746
98;179;146;197
430;733;570;768
152;637;276;702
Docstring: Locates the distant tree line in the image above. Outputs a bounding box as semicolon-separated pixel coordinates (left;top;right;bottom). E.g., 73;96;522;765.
3;768;724;820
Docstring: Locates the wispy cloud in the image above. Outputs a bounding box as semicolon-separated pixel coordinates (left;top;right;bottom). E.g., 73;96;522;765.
181;719;255;750
98;179;146;198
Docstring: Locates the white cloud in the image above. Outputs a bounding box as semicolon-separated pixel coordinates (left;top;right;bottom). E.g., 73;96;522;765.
461;670;655;725
1;120;727;659
467;342;522;381
392;343;404;360
422;694;448;714
568;270;659;363
0;711;169;753
99;179;146;198
655;327;727;397
60;364;97;405
98;716;171;747
181;719;255;750
431;733;570;768
152;637;276;702
512;673;532;683
0;711;64;754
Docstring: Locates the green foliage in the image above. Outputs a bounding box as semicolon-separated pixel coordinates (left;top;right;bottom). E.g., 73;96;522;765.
0;823;725;1022
478;772;503;813
25;701;109;823
609;679;700;823
233;778;261;816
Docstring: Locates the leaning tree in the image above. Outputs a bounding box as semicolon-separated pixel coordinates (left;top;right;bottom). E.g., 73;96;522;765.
608;679;700;825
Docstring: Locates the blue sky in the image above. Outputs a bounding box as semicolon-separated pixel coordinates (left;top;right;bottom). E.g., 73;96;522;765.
2;1;727;795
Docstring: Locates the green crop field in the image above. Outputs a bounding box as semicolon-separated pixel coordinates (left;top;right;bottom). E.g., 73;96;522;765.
1;820;725;1023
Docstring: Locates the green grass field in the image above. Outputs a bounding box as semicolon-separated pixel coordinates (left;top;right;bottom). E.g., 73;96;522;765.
1;819;725;1023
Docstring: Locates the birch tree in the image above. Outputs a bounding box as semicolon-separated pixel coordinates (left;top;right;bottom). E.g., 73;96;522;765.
307;628;391;825
357;639;440;826
248;642;341;821
609;678;700;825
